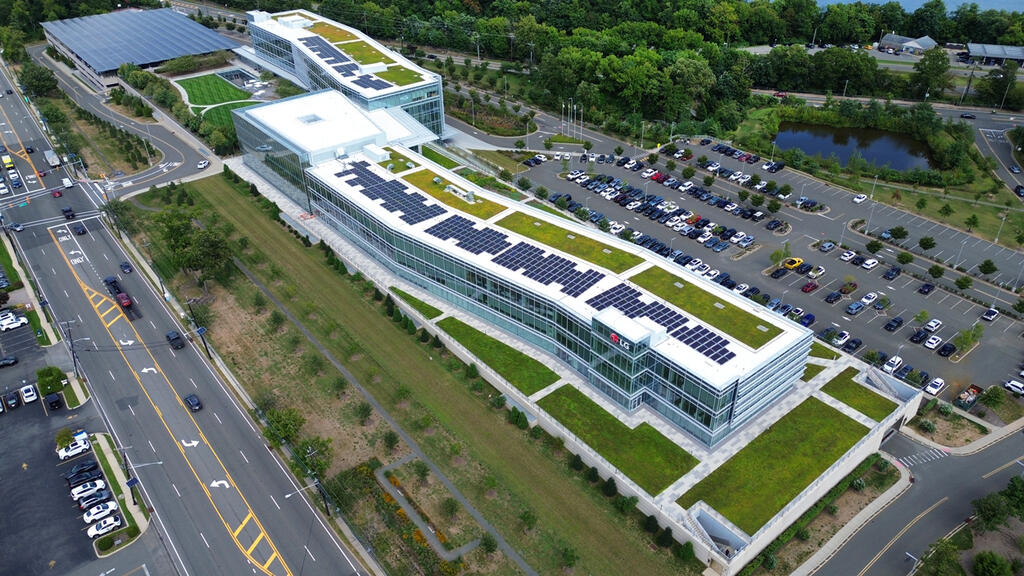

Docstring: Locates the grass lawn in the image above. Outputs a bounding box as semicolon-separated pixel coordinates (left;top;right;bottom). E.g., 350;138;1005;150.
678;397;867;534
183;175;696;575
496;212;643;273
375;66;424;86
201;102;259;128
338;40;393;65
421;147;459;169
25;310;51;346
437;317;559;395
802;363;826;381
379;147;418;172
64;380;83;408
91;434;140;550
0;236;19;286
177;74;251;106
459;170;524;200
547;134;584;144
525;200;574;221
403;169;507;220
538;386;697;495
310;21;357;42
390;286;442;319
630;267;783;349
471;149;524;173
810;341;840;360
821;367;897;422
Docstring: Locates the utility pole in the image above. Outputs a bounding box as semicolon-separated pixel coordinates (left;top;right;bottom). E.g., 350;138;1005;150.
186;299;212;360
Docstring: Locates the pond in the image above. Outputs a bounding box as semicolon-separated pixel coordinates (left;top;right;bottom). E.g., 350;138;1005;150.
774;122;935;171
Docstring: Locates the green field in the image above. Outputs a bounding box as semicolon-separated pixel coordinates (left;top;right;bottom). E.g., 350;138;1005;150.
437;317;559;395
201;102;259;128
802;363;826;381
390;286;442;319
678;397;867;534
421;146;459;169
376;66;424;86
630;267;783;349
177;74;251;106
821;367;897;422
538;386;697;495
496;212;643;273
403;169;507;220
809;341;840;360
338;40;393;64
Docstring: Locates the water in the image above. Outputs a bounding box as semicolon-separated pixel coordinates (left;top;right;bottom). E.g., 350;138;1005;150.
818;0;1019;11
773;122;935;171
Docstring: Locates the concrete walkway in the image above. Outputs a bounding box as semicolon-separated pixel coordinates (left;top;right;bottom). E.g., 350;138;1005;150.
91;432;150;556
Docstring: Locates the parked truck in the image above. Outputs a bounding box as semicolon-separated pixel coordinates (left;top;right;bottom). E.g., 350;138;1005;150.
953;384;984;410
44;149;60;168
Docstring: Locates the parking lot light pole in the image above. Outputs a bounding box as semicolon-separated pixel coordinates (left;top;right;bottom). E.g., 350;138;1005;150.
956;239;968;269
994;213;1007;243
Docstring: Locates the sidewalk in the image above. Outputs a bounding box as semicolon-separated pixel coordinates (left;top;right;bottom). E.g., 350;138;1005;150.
90;433;150;554
0;230;59;344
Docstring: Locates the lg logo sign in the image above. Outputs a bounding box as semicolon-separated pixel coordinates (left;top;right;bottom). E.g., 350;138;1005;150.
609;332;631;351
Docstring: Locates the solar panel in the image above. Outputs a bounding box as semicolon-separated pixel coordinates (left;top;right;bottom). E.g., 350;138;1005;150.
299;36;358;77
424;216;512;255
494;243;604;297
335;161;446;225
353;74;392;90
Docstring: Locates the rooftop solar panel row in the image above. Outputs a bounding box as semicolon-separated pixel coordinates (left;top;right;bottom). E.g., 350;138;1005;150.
353;74;392;91
424;215;512;255
299;36;358;77
492;243;604;297
336;161;446;225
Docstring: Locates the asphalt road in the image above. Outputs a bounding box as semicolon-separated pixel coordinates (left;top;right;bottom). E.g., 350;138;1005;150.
1;58;366;576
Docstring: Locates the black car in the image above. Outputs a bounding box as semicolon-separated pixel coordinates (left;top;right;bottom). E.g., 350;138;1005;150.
842;338;863;353
62;206;75;220
883;317;904;332
960;113;976;119
183;393;202;411
742;286;760;298
67;469;104;488
770;268;788;279
78;490;113;510
166;330;186;350
0;355;16;368
825;291;842;304
883;266;901;280
700;138;712;146
938;342;957;357
63;459;99;480
73;223;87;235
795;263;813;275
4;391;19;409
918;283;935;295
909;329;928;343
850;255;867;266
120;261;133;274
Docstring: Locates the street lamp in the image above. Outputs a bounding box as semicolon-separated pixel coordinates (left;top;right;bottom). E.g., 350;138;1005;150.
956;239;968;269
865;175;879;235
186;299;212;360
995;213;1007;243
284;483;320;499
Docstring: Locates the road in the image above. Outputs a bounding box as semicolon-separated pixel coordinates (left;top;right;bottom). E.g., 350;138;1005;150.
3;55;367;576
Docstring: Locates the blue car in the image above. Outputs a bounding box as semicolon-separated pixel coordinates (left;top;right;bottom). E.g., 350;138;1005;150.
845;302;865;315
704;237;718;248
799;313;815;327
713;240;729;253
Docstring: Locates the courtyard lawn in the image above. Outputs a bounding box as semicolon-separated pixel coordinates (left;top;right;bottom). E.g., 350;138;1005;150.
437;317;559;395
677;397;867;534
538;386;697;495
375;66;424;86
821;367;897;422
390;287;442;319
496;212;643;273
338;40;393;65
201;102;259;128
310;21;357;42
177;74;251;106
810;341;840;360
630;267;783;349
403;169;507;220
802;363;826;381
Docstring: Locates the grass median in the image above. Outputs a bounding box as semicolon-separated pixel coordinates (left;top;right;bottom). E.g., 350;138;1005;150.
821;367;898;422
496;211;643;273
437;317;558;395
90;434;141;554
809;341;840;360
678;397;867;534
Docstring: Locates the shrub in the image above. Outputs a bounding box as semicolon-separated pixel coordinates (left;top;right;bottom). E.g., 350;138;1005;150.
586;466;600;483
851;478;866;491
382;430;400;452
673;541;695;561
613;495;638;514
570;453;585;471
602;476;617;497
355;402;373;425
489;395;506;409
644;515;661;533
96;535;115;551
918;419;937;433
938;403;953;416
480;532;498;554
826;503;838;515
796;527;811;541
656;527;675;548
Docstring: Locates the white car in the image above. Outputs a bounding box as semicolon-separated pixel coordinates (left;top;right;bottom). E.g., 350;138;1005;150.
71;479;107;501
860;292;878;306
924;318;943;332
737;174;751;184
641;168;657;179
753;181;768;191
852;194;867;203
831;331;851;347
534;154;548;162
695;263;711;275
728;171;744;181
730;231;746;244
808;265;826;279
0;315;29;331
686;258;703;271
609;223;624;235
733;283;749;294
565;170;582;180
697;231;713;243
924;378;945;395
981;308;999;321
679;181;694;192
704;269;720;280
666;216;682;227
624;160;637;169
723;202;738;212
58;439;92;461
861;258;879;270
924;335;942;349
626;201;642;210
790;307;804;318
883;355;903;374
83;501;119;524
196;160;210;169
840;250;857;262
553;152;562;160
19;384;37;404
588;153;596;162
706;162;721;171
761;161;774;170
87;515;122;539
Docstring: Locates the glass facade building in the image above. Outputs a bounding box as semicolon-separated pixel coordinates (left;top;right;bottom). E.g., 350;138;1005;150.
234;94;811;448
245;10;444;138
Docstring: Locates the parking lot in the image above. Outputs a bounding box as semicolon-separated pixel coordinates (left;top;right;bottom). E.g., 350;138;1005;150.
520;143;1024;401
0;391;103;575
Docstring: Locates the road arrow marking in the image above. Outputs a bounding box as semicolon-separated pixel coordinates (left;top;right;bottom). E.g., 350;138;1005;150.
181;440;199;448
140;367;157;374
68;250;82;255
210;480;229;489
119;339;135;346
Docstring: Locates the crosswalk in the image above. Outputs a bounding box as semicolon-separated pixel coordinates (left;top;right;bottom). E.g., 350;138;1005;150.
897;448;949;467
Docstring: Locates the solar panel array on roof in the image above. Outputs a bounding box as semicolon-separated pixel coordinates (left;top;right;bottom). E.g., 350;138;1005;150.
353;74;392;91
298;36;359;76
41;9;239;74
493;243;605;298
336;161;445;225
587;283;736;364
425;216;511;255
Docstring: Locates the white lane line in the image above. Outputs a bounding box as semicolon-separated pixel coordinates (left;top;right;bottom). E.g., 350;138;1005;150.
149;440;156;453
173;483;181;497
200;532;210;548
269;495;280;510
63;289;69;298
240;450;248;464
128;404;135;416
304;546;316;562
190;377;197;389
149;320;156;330
109;370;115;380
214;412;222;424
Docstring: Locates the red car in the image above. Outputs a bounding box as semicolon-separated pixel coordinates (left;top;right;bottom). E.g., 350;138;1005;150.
737;153;752;162
773;91;788;98
115;293;131;308
801;281;819;293
52;189;62;198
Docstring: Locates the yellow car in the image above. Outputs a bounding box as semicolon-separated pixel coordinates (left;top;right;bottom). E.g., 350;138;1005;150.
783;257;804;270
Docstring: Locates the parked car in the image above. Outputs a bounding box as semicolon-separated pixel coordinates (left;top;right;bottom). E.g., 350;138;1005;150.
924;378;945;395
58;439;92;461
884;317;904;332
918;283;935;295
87;515;122;539
924;319;943;332
924;335;943;350
937;342;957;357
909;329;928;343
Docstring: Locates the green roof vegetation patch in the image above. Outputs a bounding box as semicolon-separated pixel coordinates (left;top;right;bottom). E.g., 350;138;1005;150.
630;267;782;349
821;367;897;422
496;212;643;274
525;200;575;221
538;386;697;495
802;363;826;381
375;66;425;86
403;169;506;220
421;147;459;169
809;341;840;360
678;397;867;534
177;74;251;106
390;287;442;319
309;21;357;43
436;317;559;396
379;147;418;172
337;39;393;65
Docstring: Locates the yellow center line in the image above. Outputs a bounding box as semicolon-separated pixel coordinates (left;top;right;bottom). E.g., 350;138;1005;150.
982;456;1024;479
856;497;947;576
0;99;41;177
50;230;291;576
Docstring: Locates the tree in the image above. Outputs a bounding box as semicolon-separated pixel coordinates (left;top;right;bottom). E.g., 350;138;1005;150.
183;228;232;276
561;546;579;568
916;197;928;210
20;61;58;96
534;186;548;200
928;264;945;278
499;168;512;182
917;539;960;576
602;476;617;497
919;236;936;250
614;146;624;155
55;427;74;448
978;259;998;275
442;497;460;518
543;139;553;150
898;252;914;264
939;203;954;217
480;532;498;554
910;46;953;98
738;190;749;202
865;240;883;253
412;460;430;484
965;214;980;231
519;509;538;531
770;241;791;267
656;527;675;548
683;166;696;179
703;175;715;187
751;194;765;207
767;199;782;213
979;385;1004;409
514;139;525;150
889;226;908;240
914;309;930;324
972;492;1011;532
265;407;306;444
666;159;676;171
355;402;373;425
516;176;532;191
647;153;659;165
955;275;973;290
582;140;593;151
1003;476;1024;520
973;551;1012;576
382;430;400;452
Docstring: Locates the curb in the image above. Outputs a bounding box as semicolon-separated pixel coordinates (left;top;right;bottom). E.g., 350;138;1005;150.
90;433;149;558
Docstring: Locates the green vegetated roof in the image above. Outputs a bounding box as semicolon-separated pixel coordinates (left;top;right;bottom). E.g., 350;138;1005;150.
436;317;559;395
821;367;897;422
